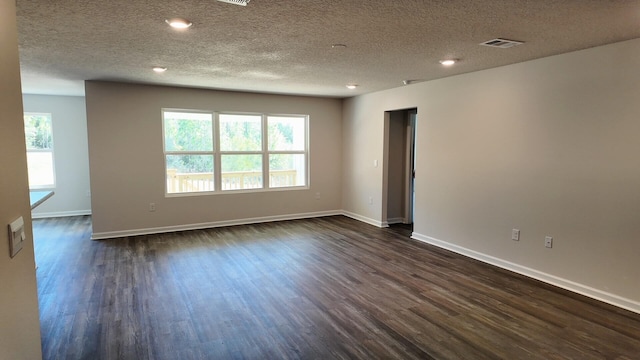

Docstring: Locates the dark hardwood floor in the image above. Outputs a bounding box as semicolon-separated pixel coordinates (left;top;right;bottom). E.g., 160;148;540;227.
34;216;640;359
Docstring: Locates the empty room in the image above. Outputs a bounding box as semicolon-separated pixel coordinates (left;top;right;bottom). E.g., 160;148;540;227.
2;0;640;359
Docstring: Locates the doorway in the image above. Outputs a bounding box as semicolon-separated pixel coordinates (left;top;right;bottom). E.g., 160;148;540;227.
383;108;417;228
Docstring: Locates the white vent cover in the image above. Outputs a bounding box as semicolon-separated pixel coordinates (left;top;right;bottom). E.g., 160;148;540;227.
217;0;250;5
479;38;524;49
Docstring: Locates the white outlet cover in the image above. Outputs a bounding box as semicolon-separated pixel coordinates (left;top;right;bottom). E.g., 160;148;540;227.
511;229;520;241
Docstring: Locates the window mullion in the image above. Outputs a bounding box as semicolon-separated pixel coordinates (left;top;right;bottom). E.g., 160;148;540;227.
214;112;221;192
26;148;53;153
262;114;269;189
219;151;263;155
165;151;213;155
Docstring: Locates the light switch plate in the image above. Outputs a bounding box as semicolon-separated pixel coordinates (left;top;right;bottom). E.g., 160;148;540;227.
9;216;25;258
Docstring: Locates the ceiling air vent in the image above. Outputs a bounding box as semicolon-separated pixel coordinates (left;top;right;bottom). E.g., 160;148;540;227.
479;38;524;49
217;0;250;5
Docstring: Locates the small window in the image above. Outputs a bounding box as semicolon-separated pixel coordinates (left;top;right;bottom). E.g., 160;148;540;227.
24;113;55;189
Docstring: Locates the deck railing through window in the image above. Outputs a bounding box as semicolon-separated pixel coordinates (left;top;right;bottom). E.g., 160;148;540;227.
166;169;297;192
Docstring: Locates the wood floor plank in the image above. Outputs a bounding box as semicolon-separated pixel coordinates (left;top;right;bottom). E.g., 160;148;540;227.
33;215;640;359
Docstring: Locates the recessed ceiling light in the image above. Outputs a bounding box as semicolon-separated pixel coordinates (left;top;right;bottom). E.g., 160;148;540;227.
165;18;192;29
346;84;358;89
439;59;457;66
153;67;167;73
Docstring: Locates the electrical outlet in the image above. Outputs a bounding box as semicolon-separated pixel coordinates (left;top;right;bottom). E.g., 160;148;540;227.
545;236;553;248
368;196;373;205
315;192;321;200
512;229;520;241
149;203;156;212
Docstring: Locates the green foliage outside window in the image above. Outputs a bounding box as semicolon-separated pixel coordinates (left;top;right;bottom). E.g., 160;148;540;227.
164;112;213;173
24;114;53;150
220;114;262;172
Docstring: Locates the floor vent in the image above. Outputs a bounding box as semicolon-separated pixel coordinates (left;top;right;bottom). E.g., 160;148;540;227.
479;38;524;49
216;0;250;6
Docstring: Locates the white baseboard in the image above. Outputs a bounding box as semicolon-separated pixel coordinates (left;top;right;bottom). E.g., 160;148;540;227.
411;232;640;315
91;210;343;240
384;217;405;226
342;211;387;228
31;210;92;219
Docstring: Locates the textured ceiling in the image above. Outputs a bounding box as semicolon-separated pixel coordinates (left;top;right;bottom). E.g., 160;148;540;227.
16;0;640;98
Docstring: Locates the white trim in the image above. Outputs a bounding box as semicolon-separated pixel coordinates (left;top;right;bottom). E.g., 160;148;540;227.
91;210;342;240
385;217;405;225
411;232;640;315
342;211;387;228
31;210;91;219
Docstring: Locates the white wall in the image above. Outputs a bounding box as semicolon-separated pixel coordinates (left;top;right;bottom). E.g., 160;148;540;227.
0;0;43;357
22;95;92;218
343;38;640;312
85;81;343;237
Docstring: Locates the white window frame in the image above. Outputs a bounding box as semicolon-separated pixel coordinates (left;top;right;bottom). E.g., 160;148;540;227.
217;112;265;191
24;112;56;190
265;114;309;189
162;108;309;196
162;109;216;196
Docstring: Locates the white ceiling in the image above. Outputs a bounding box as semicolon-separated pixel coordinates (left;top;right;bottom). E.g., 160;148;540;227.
16;0;640;98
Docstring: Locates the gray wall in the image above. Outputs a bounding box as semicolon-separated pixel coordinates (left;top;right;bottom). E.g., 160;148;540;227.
0;0;43;357
23;94;92;218
343;38;640;312
85;81;343;237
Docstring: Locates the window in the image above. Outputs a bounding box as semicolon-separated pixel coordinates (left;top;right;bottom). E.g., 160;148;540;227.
163;111;215;194
24;113;55;189
267;116;307;188
219;114;263;190
163;109;308;195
